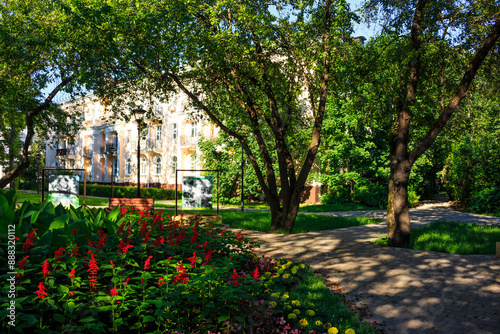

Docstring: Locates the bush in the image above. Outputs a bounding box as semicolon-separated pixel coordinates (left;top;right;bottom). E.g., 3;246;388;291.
468;187;500;216
352;184;419;208
79;183;181;200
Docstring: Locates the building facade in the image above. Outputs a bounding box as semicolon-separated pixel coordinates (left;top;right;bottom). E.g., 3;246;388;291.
46;92;216;189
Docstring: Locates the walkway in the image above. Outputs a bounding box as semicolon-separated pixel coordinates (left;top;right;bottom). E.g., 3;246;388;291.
231;203;500;334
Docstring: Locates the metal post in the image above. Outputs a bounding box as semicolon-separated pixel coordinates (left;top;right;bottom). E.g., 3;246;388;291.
36;154;41;194
137;120;142;198
241;147;244;212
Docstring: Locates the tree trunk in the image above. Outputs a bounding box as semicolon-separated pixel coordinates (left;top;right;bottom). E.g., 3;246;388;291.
269;189;301;233
390;161;412;246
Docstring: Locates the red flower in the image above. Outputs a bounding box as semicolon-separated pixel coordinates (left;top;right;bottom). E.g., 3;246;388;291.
42;260;50;277
87;254;99;291
202;249;215;267
18;256;29;270
22;229;38;252
97;229;108;250
190;231;199;244
230;270;240;286
124;278;130;287
69;291;74;296
236;231;245;242
253;267;260;280
118;240;134;254
110;287;119;297
158;277;165;286
220;229;226;235
69;269;76;278
70;244;80;257
188;252;198;268
110;260;115;268
36;282;48;299
143;255;153;270
70;229;79;236
54;247;66;261
173;263;189;285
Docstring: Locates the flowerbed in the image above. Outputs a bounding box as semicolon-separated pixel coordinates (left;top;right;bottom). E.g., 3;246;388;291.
0;189;374;334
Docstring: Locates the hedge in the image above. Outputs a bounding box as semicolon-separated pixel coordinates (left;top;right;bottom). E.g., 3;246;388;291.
78;183;181;200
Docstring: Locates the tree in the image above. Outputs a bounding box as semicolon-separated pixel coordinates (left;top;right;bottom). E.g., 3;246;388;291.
0;0;108;188
361;0;500;246
81;0;357;232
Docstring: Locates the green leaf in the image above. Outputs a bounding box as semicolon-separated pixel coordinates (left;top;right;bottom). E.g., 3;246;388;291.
53;313;66;323
142;315;155;323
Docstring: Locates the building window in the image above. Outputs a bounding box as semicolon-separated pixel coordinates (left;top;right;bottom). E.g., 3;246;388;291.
172;124;178;139
154;104;162;115
125;158;131;175
170;155;177;174
191;122;198;137
155;125;161;141
140;156;147;175
126;130;131;144
153;156;161;175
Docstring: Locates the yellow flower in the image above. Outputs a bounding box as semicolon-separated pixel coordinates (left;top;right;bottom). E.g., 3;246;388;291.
271;293;279;298
283;274;291;279
293;309;301;315
328;327;339;334
299;318;308;327
278;269;284;274
292;300;301;306
265;272;272;276
288;313;297;320
345;329;355;334
315;320;323;326
292;269;298;274
300;264;305;269
270;301;277;307
273;266;279;271
274;273;280;278
285;305;292;310
282;293;290;299
306;310;315;317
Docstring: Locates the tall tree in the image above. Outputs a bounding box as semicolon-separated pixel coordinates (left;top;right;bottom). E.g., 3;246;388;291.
0;0;106;188
82;0;356;232
361;0;500;245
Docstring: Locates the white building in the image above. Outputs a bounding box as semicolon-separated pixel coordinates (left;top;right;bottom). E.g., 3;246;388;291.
46;92;217;189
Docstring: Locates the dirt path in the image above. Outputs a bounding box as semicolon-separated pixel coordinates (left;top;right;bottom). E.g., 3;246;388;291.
231;203;500;334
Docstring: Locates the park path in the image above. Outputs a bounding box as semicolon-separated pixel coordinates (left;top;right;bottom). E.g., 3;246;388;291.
230;203;500;334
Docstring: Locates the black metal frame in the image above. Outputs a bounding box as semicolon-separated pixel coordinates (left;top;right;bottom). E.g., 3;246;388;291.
41;168;87;205
175;169;219;216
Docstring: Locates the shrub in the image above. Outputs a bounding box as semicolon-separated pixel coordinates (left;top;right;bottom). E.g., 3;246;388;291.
79;183;181;200
352;184;419;208
468;187;500;216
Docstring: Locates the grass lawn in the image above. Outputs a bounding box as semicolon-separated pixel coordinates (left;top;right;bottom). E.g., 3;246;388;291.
16;191;109;207
299;202;376;212
372;221;500;255
161;209;381;233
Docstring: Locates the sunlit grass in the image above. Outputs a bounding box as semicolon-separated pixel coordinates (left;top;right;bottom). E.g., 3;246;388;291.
299;202;375;212
373;221;500;255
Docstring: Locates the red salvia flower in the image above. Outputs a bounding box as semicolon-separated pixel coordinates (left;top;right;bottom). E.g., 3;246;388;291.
190;231;199;244
173;263;189;285
69;269;76;278
70;244;80;257
143;255;153;270
110;287;119;297
117;221;126;234
70;229;79;236
36;282;48;299
18;256;29;270
236;231;245;242
253;267;260;280
230;270;240;286
202;249;215;267
54;247;66;261
142;232;151;245
69;291;74;296
42;260;50;277
220;229;226;235
110;260;115;268
119;206;127;216
188;252;198;268
178;229;186;240
117;240;134;254
97;229;107;250
158;277;165;286
124;278;130;287
22;229;38;252
87;254;99;291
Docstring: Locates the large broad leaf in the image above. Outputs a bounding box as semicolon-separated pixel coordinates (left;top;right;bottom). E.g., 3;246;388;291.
0;194;15;224
49;213;70;231
107;205;120;222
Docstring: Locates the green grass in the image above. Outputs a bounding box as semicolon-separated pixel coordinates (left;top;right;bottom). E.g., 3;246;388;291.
373;221;500;255
160;209;380;233
16;191;109;207
299;202;375;212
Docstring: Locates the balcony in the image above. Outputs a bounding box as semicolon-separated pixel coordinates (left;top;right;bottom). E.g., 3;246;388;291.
146;139;162;152
180;135;196;147
56;148;68;157
105;143;118;155
130;140;147;152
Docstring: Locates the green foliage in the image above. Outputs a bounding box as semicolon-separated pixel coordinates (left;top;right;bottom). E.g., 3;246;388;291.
468;188;500;216
80;184;181;200
0;190;376;333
